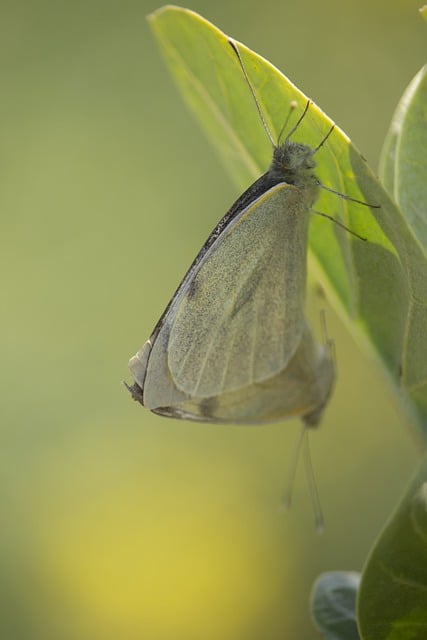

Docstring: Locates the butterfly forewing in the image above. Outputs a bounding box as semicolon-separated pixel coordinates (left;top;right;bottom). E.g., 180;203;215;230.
143;184;310;405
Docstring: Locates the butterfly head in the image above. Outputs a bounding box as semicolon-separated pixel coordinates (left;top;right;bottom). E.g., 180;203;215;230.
271;142;316;180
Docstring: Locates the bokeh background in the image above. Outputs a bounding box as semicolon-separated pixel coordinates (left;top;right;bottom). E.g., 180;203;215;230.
1;1;425;638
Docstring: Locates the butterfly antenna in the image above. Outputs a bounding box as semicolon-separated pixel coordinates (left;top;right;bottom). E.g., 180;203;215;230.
313;124;335;154
277;101;297;143
228;39;276;148
282;425;306;511
302;431;324;533
285;99;311;141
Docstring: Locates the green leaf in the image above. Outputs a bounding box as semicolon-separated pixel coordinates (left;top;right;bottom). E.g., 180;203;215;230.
358;455;427;640
311;571;361;640
380;65;427;256
148;6;427;435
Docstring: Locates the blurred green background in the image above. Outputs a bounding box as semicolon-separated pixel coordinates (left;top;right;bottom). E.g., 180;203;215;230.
1;1;424;638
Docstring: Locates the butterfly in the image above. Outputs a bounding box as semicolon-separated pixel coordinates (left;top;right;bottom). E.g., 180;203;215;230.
125;39;376;527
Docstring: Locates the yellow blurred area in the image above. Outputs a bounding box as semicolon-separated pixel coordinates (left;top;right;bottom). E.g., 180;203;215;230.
12;423;304;639
0;1;424;638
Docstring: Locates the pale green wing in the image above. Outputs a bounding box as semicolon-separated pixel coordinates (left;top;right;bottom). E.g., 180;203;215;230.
160;183;310;399
133;320;335;424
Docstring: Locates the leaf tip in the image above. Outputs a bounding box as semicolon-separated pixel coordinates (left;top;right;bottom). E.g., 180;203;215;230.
146;4;181;23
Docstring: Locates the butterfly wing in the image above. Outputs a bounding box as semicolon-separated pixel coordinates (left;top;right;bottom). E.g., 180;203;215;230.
130;182;311;416
169;184;309;395
159;322;335;425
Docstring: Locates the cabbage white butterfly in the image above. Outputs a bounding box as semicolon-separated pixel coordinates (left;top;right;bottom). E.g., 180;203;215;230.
126;39;374;527
126;118;336;424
